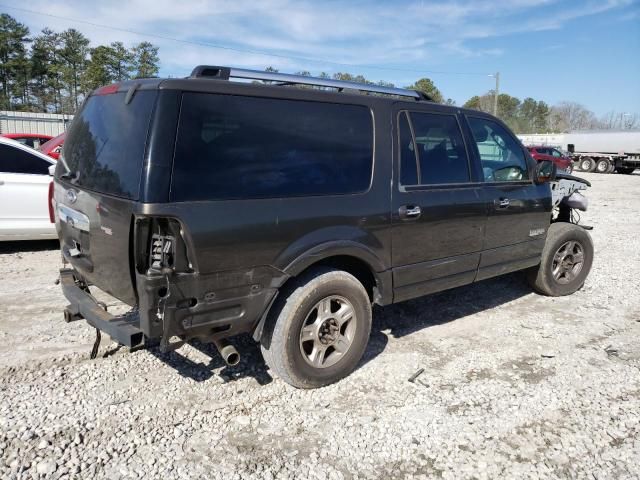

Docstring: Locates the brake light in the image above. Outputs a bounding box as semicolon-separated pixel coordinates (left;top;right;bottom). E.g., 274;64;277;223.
48;181;56;223
94;83;119;96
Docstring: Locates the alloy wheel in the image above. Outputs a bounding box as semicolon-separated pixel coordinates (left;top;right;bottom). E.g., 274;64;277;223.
299;295;356;368
552;240;585;284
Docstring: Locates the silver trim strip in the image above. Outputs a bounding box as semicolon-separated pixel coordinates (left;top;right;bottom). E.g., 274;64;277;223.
192;66;424;99
230;68;422;99
58;204;90;232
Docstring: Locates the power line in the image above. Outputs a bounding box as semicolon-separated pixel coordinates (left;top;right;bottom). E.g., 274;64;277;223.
0;4;491;77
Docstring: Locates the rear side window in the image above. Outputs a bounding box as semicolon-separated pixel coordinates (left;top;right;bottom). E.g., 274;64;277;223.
171;93;373;201
59;90;156;199
0;144;50;174
399;111;470;185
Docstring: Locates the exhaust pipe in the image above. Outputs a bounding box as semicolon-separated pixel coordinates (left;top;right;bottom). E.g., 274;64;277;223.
213;338;240;366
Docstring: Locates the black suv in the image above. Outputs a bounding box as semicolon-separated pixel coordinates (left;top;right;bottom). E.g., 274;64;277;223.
54;66;594;388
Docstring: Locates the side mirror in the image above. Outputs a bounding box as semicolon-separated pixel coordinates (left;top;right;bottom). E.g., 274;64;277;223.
48;164;56;176
535;160;556;184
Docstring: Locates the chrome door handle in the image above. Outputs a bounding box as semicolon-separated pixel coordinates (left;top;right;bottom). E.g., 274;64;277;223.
399;205;422;219
494;198;510;208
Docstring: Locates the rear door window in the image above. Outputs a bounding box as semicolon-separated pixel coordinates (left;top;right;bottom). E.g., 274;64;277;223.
171;93;373;201
58;90;156;199
403;112;470;185
398;112;418;186
0;144;50;174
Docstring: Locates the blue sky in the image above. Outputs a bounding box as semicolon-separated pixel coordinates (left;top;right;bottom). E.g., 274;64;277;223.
5;0;640;116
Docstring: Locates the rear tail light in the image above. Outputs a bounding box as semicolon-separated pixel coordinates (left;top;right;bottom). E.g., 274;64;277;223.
48;181;56;223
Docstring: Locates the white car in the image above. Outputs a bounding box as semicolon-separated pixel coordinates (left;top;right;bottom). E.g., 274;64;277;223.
0;136;57;241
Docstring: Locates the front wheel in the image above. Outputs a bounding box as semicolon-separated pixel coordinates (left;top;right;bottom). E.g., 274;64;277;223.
261;268;372;388
527;223;594;296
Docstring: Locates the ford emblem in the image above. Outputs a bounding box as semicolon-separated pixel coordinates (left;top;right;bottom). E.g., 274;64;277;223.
66;189;77;204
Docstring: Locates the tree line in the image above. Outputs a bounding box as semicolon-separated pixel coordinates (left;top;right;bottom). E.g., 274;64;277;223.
1;12;636;132
0;13;159;114
263;67;639;133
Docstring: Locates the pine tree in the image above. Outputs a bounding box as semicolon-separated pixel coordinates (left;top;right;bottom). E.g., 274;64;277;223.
132;41;159;78
0;14;30;109
59;29;90;110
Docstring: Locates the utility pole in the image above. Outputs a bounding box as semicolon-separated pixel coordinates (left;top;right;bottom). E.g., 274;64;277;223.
493;71;500;116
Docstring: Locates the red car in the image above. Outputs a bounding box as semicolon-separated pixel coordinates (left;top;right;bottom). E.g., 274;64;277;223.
1;133;53;149
38;132;65;160
526;145;573;173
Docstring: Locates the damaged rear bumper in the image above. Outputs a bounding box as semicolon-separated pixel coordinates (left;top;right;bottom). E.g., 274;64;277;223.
60;266;281;348
60;269;144;347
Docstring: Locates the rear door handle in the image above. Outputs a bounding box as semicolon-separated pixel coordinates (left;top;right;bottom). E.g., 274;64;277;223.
494;198;510;208
399;205;422;219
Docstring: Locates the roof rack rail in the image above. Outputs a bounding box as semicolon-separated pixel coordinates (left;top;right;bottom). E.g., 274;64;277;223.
189;65;431;101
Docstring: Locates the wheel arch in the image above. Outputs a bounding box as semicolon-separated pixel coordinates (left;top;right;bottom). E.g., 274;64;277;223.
252;242;392;342
282;241;392;305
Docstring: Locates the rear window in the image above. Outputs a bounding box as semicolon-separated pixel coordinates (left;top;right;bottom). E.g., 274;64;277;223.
58;90;156;199
171;93;373;201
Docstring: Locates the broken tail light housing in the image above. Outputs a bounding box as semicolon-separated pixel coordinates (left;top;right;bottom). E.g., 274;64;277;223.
149;234;175;273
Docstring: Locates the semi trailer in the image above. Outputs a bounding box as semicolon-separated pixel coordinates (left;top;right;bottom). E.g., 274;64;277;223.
518;130;640;174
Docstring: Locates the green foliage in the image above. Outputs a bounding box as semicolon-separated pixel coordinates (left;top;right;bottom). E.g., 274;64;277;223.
82;45;115;93
463;91;551;133
59;29;90;110
132;42;159;78
107;41;134;81
0;13;160;114
0;14;30;110
405;78;444;103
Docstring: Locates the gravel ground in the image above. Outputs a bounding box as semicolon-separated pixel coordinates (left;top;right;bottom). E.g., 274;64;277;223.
1;172;639;480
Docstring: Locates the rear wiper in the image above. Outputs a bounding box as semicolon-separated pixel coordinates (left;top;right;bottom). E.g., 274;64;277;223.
60;170;78;182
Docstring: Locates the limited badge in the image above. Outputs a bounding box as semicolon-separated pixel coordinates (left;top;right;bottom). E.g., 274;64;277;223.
529;228;545;237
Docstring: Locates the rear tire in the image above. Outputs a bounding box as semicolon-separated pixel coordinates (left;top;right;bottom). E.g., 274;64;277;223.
579;157;596;172
595;158;610;173
260;268;372;388
527;223;593;296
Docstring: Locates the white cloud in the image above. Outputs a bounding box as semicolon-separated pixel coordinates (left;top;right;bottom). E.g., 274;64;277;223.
10;0;636;78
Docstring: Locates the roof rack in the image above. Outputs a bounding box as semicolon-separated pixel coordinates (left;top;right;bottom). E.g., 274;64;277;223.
189;65;431;101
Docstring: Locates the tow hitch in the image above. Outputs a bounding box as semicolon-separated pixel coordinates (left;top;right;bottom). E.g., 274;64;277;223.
59;269;144;353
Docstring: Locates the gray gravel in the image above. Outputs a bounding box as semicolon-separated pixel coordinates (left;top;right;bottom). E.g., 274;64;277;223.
1;172;639;479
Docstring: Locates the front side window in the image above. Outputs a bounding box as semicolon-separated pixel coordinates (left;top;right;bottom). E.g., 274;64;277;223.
172;93;373;201
0;144;50;175
467;117;530;182
551;149;563;158
399;111;470;185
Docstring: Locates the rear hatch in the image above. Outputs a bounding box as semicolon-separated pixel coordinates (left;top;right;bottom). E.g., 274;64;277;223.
54;86;157;305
